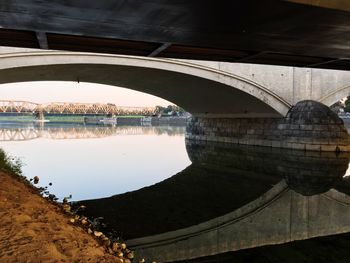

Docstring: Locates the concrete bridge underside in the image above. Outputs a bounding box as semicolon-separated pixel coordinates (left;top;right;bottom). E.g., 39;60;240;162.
1;1;350;70
1;50;350;151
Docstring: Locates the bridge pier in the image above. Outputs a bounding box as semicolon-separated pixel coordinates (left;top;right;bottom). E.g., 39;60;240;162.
35;111;45;121
186;100;350;152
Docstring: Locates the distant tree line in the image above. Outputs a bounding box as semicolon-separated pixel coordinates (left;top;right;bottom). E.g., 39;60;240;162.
345;96;350;112
154;105;186;116
330;95;350;114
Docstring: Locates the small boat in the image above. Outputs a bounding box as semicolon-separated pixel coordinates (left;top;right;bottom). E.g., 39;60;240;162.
33;119;50;123
99;117;117;124
141;116;152;126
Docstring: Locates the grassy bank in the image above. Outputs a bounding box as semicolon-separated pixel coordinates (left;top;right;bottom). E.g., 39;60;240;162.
0;116;85;123
0;116;34;122
45;116;85;123
0;149;23;177
0;115;146;123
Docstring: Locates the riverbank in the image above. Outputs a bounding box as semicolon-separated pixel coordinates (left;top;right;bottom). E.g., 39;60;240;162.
0;115;85;123
0;115;189;126
0;170;128;262
84;116;187;126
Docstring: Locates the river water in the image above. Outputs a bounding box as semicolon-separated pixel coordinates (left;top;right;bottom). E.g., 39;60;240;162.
1;122;350;262
0;123;190;200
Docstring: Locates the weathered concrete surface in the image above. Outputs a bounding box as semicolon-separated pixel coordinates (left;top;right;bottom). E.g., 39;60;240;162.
0;1;350;70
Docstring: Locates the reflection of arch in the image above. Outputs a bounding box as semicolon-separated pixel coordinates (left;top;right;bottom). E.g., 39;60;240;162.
0;52;291;116
77;140;350;262
128;187;350;263
319;84;350;107
126;181;288;255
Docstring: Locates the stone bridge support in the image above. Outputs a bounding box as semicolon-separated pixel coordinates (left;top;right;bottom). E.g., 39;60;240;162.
186;100;350;152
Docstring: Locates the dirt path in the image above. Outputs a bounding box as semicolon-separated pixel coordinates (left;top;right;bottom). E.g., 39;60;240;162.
0;171;121;263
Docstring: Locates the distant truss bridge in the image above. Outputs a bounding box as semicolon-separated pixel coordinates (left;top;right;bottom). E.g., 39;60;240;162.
0;100;156;115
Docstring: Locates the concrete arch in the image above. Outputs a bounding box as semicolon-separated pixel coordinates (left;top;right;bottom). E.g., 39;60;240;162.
0;51;291;117
319;84;350;107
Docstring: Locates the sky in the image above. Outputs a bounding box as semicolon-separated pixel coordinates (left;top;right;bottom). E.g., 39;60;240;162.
0;81;172;107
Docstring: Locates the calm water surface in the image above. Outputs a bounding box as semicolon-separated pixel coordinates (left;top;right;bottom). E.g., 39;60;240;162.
78;139;350;262
2;121;350;262
0;123;191;200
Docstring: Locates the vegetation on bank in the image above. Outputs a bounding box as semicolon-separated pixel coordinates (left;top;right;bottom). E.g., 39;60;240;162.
332;96;350;114
45;116;85;123
155;105;186;116
0;115;86;123
116;115;146;118
0;114;187;124
0;149;23;177
0;116;35;122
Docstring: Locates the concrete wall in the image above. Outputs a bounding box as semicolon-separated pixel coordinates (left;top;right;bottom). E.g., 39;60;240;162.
186;117;350;152
186;101;350;152
185;59;350;107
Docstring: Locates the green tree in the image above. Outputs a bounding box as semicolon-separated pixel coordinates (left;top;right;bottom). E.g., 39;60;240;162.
330;101;344;114
154;105;186;116
345;96;350;112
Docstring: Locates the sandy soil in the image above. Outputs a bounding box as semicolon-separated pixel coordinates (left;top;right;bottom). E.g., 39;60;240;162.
0;171;120;263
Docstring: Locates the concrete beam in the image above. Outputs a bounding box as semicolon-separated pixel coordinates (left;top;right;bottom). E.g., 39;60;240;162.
236;51;268;62
148;43;171;57
35;31;49;49
1;1;350;70
287;0;350;12
305;58;346;68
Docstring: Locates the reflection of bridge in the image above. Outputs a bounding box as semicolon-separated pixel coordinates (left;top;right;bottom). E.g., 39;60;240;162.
0;100;156;115
129;184;350;262
127;148;350;262
78;140;350;262
0;125;185;141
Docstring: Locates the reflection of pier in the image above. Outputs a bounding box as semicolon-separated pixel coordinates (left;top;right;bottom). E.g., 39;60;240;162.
0;125;185;141
78;140;350;262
